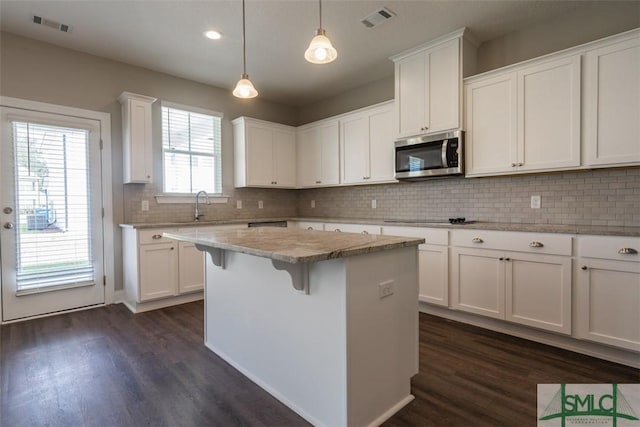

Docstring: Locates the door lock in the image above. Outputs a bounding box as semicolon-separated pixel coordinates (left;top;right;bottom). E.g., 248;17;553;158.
3;207;13;214
3;222;15;229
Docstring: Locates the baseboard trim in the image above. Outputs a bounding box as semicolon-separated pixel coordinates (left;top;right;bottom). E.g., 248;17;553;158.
121;292;204;314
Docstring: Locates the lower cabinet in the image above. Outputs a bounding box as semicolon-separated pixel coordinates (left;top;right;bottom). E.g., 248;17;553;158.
576;235;640;352
450;230;572;335
382;226;449;306
324;222;381;235
122;226;213;312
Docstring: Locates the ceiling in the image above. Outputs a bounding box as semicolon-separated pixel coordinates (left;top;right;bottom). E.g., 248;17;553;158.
0;1;593;107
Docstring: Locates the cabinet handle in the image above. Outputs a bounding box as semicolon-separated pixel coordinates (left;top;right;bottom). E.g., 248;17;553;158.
581;265;588;270
152;234;162;239
306;227;313;230
472;237;483;243
511;163;517;167
170;247;174;250
505;257;511;261
334;229;341;232
315;180;322;184
618;247;638;255
499;257;504;261
361;230;369;235
529;241;544;248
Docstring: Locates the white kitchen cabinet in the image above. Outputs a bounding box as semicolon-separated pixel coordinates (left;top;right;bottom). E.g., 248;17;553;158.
233;117;297;188
392;37;460;138
583;32;640;167
297;119;339;187
382;226;449;306
576;235;640;352
465;55;581;176
122;227;205;313
451;230;572;334
340;102;396;185
324;222;381;235
118;92;156;184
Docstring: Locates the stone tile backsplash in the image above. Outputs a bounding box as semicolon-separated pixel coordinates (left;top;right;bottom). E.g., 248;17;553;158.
123;167;639;227
296;168;640;227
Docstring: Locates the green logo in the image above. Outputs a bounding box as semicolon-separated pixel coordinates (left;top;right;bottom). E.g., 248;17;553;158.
539;384;639;427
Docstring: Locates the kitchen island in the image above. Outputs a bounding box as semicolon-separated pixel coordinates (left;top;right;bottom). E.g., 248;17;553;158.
164;227;424;427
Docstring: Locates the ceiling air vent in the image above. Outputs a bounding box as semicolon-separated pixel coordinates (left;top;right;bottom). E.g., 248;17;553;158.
32;15;72;33
361;7;395;28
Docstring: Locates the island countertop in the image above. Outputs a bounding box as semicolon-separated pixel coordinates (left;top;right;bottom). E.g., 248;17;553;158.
163;227;425;264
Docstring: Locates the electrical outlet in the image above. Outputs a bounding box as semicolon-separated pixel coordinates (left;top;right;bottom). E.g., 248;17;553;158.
371;199;377;209
258;200;264;209
378;280;394;299
141;200;149;211
311;200;315;208
236;200;242;209
531;195;541;209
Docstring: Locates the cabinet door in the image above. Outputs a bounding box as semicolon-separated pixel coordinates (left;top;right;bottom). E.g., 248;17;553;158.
577;259;640;352
368;107;396;183
138;243;178;301
418;245;449;307
395;52;427;138
428;39;460;133
178;241;205;294
273;129;296;187
319;121;340;186
123;98;154;183
517;56;581;172
296;127;320;187
451;247;505;319
341;113;369;184
505;253;571;335
583;36;640;167
245;123;274;186
465;73;517;176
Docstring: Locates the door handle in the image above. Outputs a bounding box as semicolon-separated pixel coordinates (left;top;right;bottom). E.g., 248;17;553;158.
3;222;15;229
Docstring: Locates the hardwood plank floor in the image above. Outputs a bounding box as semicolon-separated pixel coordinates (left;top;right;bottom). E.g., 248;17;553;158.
1;301;638;426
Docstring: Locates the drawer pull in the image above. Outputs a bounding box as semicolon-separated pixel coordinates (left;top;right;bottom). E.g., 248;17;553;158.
472;237;483;243
361;230;369;235
529;241;544;248
618;247;638;255
334;229;341;232
306;227;313;230
152;234;162;239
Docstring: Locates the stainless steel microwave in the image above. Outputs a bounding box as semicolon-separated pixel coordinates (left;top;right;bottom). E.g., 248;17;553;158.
394;130;463;180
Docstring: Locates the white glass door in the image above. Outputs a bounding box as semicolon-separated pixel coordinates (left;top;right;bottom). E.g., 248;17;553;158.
1;107;104;321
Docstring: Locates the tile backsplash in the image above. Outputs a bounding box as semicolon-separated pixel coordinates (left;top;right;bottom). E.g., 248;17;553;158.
123;168;639;227
296;168;640;227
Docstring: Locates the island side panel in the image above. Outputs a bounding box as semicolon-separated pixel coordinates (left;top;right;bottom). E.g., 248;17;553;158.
204;251;349;427
345;246;419;427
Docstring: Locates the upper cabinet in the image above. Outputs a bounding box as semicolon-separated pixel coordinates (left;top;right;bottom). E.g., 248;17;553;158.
465;56;581;177
340;101;396;185
233;117;297;188
583;33;640;167
464;28;639;177
391;28;477;139
297;119;340;188
118;92;157;184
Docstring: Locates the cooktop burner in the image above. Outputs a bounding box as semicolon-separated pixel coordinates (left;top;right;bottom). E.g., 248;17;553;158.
384;217;474;224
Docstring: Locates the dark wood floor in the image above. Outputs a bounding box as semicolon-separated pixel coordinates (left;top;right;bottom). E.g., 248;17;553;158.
1;302;638;427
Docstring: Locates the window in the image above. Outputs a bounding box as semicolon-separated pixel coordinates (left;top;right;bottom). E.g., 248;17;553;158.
162;103;222;194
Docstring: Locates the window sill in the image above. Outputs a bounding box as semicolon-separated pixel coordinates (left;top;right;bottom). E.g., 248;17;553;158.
155;194;229;204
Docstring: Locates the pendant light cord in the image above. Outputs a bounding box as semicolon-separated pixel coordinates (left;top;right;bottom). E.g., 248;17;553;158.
242;0;247;75
318;0;322;29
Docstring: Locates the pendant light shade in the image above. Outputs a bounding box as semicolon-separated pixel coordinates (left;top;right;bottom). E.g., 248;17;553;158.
305;0;337;64
233;0;258;98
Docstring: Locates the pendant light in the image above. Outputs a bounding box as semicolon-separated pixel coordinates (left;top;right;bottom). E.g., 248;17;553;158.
304;0;337;64
233;0;258;98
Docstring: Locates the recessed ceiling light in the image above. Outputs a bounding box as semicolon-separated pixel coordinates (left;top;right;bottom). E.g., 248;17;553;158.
204;30;222;40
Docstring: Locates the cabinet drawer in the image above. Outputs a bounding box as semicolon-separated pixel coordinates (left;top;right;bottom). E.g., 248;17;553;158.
139;228;177;245
579;235;640;262
382;226;448;246
451;229;572;256
324;223;381;235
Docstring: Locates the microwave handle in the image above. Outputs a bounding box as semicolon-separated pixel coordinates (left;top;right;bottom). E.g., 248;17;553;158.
441;139;449;168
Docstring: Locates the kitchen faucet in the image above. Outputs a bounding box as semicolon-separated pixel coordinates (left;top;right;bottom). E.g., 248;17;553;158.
194;190;211;221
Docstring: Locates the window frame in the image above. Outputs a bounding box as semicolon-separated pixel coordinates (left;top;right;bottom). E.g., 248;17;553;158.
160;101;223;196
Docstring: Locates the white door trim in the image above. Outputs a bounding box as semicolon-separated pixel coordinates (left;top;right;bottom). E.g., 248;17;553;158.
0;96;115;311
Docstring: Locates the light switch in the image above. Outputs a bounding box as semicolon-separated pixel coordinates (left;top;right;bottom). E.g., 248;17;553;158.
531;195;541;209
141;200;149;211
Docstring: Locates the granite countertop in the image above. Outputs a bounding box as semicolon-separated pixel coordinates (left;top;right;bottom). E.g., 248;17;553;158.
119;217;640;237
163;227;425;264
